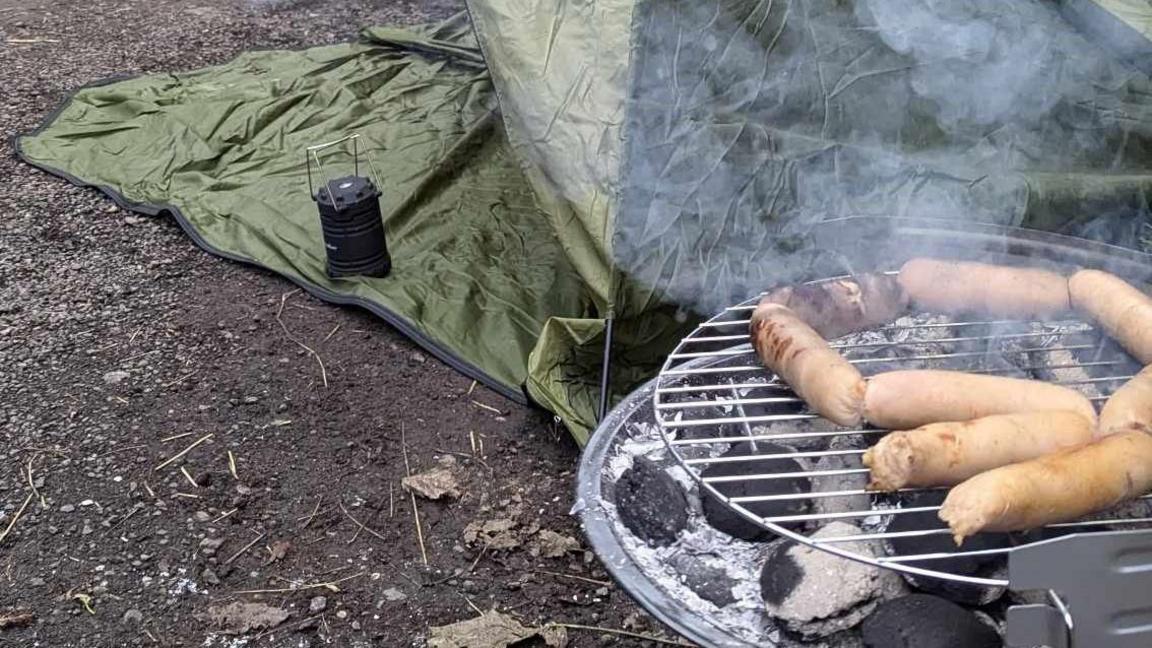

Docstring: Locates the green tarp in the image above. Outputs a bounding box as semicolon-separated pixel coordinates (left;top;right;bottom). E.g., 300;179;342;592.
17;1;1152;444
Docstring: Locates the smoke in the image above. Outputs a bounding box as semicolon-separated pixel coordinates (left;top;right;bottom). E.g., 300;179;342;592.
612;0;1152;317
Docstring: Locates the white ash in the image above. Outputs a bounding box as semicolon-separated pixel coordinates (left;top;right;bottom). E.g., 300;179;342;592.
602;423;875;646
764;522;907;639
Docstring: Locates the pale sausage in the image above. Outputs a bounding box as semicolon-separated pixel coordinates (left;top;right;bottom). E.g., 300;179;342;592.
862;410;1093;491
1069;269;1152;364
938;428;1152;544
899;258;1070;319
863;370;1096;430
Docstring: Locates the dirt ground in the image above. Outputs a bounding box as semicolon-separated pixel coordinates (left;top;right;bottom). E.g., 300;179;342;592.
0;1;683;646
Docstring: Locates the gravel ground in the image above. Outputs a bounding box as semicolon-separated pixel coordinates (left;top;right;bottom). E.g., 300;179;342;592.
0;1;676;646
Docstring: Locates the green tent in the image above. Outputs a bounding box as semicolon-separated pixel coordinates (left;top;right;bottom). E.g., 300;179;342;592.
17;0;1152;443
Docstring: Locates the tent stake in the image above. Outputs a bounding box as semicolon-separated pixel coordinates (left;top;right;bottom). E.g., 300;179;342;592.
598;316;615;422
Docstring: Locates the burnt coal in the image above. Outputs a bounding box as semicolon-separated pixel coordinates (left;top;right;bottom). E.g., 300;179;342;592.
761;522;907;639
614;457;688;546
862;594;1000;648
670;554;738;607
700;442;810;541
884;491;1009;605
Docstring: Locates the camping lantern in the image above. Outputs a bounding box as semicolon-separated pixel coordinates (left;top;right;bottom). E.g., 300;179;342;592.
306;134;391;278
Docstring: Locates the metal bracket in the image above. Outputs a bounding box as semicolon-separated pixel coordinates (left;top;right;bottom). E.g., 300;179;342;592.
305;134;383;208
1007;528;1152;648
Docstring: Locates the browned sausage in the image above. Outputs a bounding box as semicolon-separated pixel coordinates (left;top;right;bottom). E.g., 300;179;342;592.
898;258;1070;319
762;273;909;339
939;428;1152;544
862;410;1093;491
750;303;866;427
1069;269;1152;364
863;370;1097;430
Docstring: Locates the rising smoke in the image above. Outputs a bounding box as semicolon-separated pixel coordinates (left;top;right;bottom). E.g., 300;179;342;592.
612;0;1152;317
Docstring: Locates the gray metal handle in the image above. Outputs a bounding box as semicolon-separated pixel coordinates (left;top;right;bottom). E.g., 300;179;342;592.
1007;528;1152;648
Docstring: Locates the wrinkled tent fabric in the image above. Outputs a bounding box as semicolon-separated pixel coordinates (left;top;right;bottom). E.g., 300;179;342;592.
17;16;595;416
17;1;1152;445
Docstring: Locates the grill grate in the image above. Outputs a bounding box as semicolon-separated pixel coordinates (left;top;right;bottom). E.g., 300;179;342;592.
654;284;1152;586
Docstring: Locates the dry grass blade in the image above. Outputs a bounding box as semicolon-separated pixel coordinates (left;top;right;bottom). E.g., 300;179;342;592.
548;623;696;646
26;457;45;508
339;502;388;543
401;424;429;566
0;492;34;545
180;466;199;488
275;290;328;388
227;450;239;480
233;571;366;595
154;434;213;471
224;531;267;565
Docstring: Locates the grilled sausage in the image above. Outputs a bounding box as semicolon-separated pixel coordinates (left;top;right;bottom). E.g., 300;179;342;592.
762;273;909;340
862;410;1094;491
750;303;866;427
1099;365;1152;436
862;370;1097;430
1069;269;1152;364
938;427;1152;544
898;258;1070;319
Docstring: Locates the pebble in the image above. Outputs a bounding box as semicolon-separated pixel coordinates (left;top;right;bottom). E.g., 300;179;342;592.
335;610;348;619
309;596;328;614
199;536;225;555
122;609;144;624
59;505;75;513
351;621;361;630
194;511;212;522
380;588;406;602
201;568;220;586
29;577;46;587
103;370;131;384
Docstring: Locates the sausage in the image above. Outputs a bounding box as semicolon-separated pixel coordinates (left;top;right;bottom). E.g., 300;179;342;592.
862;410;1094;491
863;370;1097;430
750;303;866;427
938;428;1152;544
1069;269;1152;364
1099;365;1152;436
898;258;1070;319
762;273;909;339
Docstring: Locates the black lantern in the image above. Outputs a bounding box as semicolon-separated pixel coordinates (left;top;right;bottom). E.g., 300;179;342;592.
306;135;391;278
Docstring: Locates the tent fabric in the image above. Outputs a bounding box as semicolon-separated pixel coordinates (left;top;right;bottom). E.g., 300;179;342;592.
16;2;1152;445
16;16;595;418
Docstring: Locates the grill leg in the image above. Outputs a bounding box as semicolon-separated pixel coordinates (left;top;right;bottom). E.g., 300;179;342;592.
598;317;615;422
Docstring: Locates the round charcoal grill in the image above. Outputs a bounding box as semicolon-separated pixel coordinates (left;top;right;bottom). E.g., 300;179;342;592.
653;280;1152;586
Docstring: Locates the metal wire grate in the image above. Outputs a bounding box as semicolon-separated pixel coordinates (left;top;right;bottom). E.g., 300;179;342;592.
654;282;1152;586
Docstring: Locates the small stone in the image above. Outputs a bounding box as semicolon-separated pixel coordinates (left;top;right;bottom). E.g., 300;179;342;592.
194;511;212;523
103;370;130;384
309;596;328;614
199;536;226;555
202;568;221;586
29;577;46;587
122;609;144;624
59;505;75;513
381;588;407;602
408;351;427;365
335;610;348;620
351;621;362;630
